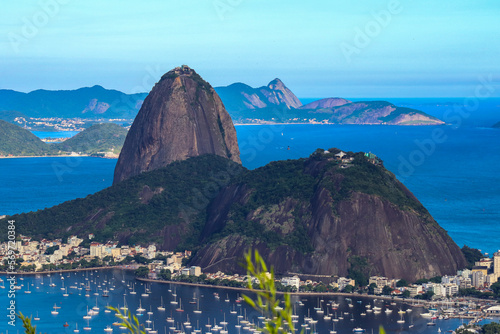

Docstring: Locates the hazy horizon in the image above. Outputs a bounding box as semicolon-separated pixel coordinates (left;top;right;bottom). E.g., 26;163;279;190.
1;1;499;98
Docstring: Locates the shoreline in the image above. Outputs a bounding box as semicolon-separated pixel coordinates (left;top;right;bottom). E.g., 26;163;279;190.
0;154;90;159
136;277;413;302
0;265;136;275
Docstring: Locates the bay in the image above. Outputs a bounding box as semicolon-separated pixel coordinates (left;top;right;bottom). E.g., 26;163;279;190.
0;270;480;333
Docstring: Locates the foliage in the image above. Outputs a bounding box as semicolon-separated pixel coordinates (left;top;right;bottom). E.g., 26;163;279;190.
327;153;432;219
482;322;500;334
44;245;59;255
491;281;500;298
429;276;442;283
461;245;483;269
343;285;354;293
414;278;429;284
396;279;408;287
54;123;127;155
17;312;38;334
401;290;411;298
134;266;149;278
242;249;299;334
108;306;146;334
382;285;393;295
218;158;316;253
0;120;55;156
158;269;171;280
347;255;370;287
415;290;435;300
0;154;245;247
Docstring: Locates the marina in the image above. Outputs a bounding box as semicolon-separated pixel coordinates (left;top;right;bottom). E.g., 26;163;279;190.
1;269;497;333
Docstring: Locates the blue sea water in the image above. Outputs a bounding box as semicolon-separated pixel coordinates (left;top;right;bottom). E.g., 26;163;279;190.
1;125;499;254
0;270;481;333
31;131;80;139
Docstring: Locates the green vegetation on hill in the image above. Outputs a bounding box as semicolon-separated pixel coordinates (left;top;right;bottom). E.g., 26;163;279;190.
0;120;55;156
1;155;245;247
214;158;317;253
0;110;27;123
55;123;127;155
461;245;483;269
1;149;439;257
0;121;127;157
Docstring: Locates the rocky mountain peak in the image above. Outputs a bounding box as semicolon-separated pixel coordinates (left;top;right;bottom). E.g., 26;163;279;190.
113;65;241;184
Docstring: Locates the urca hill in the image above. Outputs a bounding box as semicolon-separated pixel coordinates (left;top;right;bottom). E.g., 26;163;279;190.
1;66;466;281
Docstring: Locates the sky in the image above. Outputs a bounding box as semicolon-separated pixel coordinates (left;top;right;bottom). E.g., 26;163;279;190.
1;0;499;98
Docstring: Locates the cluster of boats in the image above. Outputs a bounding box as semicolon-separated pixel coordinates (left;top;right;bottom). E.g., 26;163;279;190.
4;271;491;333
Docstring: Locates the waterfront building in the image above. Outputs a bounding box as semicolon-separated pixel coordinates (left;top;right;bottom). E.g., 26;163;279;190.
494;251;500;275
281;276;300;290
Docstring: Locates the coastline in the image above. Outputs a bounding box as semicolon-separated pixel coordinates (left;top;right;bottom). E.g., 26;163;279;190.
0;265;136;275
0;154;90;159
136;277;409;302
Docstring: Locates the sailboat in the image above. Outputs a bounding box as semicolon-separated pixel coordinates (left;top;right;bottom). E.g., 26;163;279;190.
51;304;60;315
120;296;128;311
49;277;56;287
170;292;178;305
63;287;69;297
176;298;184;312
194;298;202;314
137;299;146;313
158;296;166;311
73;322;80;333
329;321;337;334
83;318;91;331
105;302;112;313
130;282;136;295
34;311;40;321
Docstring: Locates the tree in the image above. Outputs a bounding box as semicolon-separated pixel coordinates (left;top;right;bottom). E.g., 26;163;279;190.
44;245;59;255
482;322;500;334
396;279;408;287
401;290;411;298
490;281;500;297
158;269;171;281
382;285;393;296
135;266;149;278
368;283;377;295
342;285;354;293
429;276;442;283
461;245;483;269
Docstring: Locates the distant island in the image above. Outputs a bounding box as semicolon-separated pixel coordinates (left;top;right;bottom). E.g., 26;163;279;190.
216;79;444;125
0;76;444;126
0;121;126;158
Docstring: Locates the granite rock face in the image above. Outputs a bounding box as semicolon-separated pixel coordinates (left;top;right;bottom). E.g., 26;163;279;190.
190;154;467;281
113;66;241;184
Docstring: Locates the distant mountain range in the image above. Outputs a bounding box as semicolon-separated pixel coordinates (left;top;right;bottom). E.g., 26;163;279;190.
215;79;444;125
0;121;127;157
0;86;146;119
0;79;444;125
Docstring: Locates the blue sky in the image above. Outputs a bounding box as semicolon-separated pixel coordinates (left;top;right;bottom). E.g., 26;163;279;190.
1;0;499;97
